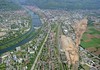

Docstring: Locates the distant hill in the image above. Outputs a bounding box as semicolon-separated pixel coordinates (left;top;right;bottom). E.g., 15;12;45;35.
0;0;21;11
19;0;100;10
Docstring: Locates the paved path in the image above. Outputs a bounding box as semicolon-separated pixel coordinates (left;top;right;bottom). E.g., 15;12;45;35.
31;30;50;70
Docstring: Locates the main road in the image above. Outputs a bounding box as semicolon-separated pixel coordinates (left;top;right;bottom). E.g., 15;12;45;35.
31;23;51;70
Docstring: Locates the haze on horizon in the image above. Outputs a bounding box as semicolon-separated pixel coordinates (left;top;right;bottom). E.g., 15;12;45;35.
13;0;100;10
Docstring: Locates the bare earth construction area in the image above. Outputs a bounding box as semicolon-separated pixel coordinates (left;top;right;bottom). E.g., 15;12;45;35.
61;35;79;70
60;18;88;70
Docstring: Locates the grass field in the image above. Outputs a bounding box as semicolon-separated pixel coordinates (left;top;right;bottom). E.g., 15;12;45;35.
81;24;100;56
81;25;100;48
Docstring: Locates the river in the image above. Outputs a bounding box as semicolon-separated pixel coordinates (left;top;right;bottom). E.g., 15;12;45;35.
0;7;42;54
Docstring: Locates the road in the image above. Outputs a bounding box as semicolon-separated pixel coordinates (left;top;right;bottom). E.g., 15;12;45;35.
54;23;65;70
31;26;50;70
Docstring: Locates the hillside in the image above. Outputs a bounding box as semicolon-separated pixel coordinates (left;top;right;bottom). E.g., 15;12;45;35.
20;0;100;10
0;0;21;11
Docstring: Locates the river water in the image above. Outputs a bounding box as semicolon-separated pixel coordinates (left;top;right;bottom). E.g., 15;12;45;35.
0;9;42;54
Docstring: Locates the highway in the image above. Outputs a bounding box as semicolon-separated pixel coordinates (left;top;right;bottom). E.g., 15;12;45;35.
54;23;65;70
31;24;50;70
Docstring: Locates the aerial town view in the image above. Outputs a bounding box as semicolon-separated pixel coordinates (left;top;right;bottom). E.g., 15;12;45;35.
0;0;100;70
